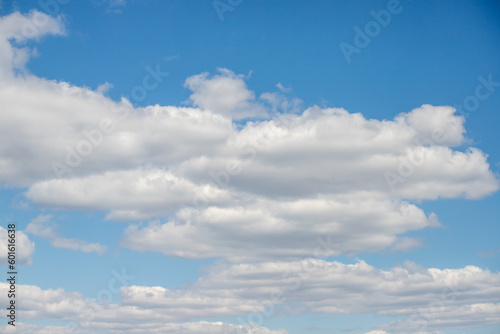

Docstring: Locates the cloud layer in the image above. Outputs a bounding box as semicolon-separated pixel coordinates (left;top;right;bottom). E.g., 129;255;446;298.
1;260;499;333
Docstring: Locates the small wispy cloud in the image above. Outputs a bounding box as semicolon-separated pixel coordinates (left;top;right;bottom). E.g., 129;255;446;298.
96;81;113;94
26;215;107;255
389;237;425;253
94;0;127;14
164;54;180;62
276;82;292;93
477;248;500;258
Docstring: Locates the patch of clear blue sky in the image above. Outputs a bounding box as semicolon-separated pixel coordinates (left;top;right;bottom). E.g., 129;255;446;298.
0;1;499;332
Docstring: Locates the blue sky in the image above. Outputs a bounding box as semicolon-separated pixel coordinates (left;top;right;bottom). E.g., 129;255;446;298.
0;0;499;333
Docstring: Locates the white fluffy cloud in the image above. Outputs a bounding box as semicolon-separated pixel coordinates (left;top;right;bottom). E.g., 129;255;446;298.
0;10;64;76
25;215;107;255
0;226;34;265
26;169;232;221
184;68;268;120
0;77;232;186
